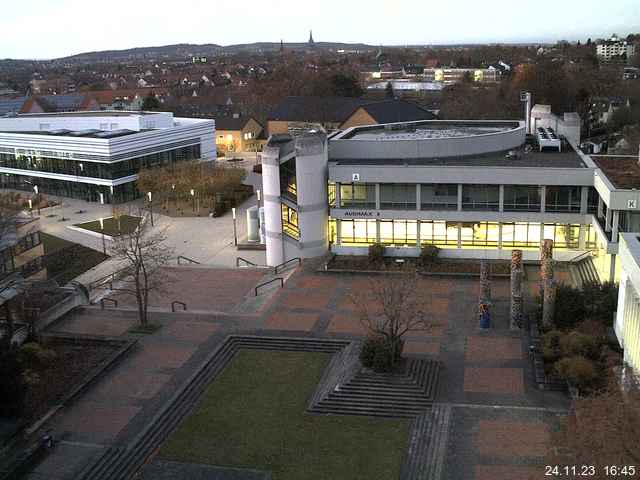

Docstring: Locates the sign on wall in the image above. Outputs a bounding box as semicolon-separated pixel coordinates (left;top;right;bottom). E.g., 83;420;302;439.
629;199;638;209
352;173;360;182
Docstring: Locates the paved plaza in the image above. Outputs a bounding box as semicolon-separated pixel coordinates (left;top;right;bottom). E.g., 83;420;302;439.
26;259;568;479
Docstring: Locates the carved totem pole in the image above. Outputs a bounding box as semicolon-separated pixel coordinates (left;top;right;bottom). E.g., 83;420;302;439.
510;249;524;329
540;239;556;329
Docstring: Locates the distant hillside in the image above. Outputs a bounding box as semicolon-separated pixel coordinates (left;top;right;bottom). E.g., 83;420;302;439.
54;42;377;63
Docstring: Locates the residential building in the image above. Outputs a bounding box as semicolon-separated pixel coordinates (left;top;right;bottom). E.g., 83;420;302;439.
215;115;264;152
0;111;215;203
587;96;630;130
20;94;100;114
267;97;436;136
89;88;170;111
596;35;637;62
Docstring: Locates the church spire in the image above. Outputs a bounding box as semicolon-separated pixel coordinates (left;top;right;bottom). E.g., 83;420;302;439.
308;30;315;47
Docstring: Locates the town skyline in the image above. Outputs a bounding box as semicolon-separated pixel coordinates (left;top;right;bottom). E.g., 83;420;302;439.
3;0;639;59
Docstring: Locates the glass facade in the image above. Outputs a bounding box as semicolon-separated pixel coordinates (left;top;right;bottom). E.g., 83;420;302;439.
380;184;416;210
0;145;200;181
280;158;297;202
339;219;377;245
281;203;299;239
420;184;458;210
332;218;592;251
545;186;581;213
503;186;541;212
462;185;499;211
340;183;376;209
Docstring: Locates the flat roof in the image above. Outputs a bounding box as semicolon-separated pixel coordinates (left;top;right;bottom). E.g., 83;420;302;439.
339;120;520;141
330;145;587;169
593;155;640;189
8;110;157;118
0;129;143;139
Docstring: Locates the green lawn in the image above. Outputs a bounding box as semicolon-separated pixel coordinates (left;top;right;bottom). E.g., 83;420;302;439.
74;215;140;236
41;232;108;284
160;350;410;480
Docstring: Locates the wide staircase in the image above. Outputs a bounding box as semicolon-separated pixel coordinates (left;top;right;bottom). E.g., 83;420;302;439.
570;254;600;287
308;357;440;418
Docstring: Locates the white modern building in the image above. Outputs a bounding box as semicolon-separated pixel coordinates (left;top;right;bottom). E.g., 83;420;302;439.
0;111;215;203
262;111;640;285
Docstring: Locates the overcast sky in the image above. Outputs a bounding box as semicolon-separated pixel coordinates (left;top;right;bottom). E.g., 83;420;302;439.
3;0;639;59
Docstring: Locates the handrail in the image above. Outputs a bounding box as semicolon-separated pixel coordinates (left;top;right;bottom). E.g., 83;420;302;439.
100;298;118;309
236;257;258;267
177;255;200;265
255;277;284;296
274;257;301;274
171;301;187;312
88;267;129;291
570;250;593;263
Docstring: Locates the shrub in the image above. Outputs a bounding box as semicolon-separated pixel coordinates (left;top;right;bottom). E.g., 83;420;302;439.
559;331;601;360
360;336;397;373
582;281;618;326
19;342;57;371
368;243;385;266
420;244;440;267
541;330;564;363
551;284;586;330
554;355;598;390
0;348;27;417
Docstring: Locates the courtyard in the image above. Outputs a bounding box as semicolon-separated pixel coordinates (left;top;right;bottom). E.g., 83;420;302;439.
22;260;569;480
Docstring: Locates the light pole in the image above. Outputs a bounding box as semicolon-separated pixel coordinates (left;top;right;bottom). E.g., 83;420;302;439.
232;207;237;246
99;217;106;255
33;185;41;215
28;198;33;217
172;184;176;211
190;189;195;213
147;191;154;226
256;189;261;209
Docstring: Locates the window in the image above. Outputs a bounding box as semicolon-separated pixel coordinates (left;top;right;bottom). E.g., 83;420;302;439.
280;158;297;201
503;186;541;212
420;221;458;247
501;222;542;249
460;222;499;247
328;219;337;244
421;184;457;210
587;187;599;214
462;185;499;211
328;182;336;207
379;220;417;246
380;184;416;210
339;219;377;245
545;186;581;213
281;204;299;239
0;248;14;278
543;224;580;249
340;183;375;209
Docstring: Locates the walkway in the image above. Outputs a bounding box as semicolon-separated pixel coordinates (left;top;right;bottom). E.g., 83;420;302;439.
25;260;568;480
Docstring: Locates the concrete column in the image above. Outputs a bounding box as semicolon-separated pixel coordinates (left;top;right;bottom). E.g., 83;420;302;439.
261;145;285;267
416;220;421;247
375;183;381;210
498;223;503;249
612;210;620;242
499;185;504;213
416;184;421;211
335;219;342;245
598;197;604;219
609;254;617;283
335;182;341;208
457;222;462;249
605;207;612;232
540;186;546;213
578;224;586;250
580;186;589;214
457;184;463;212
375;219;381;243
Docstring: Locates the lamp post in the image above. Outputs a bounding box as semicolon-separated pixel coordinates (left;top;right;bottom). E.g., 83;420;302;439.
28;198;33;217
99;217;106;255
256;189;261;209
232;207;237;246
190;189;195;213
147;191;154;226
172;184;176;211
33;185;41;215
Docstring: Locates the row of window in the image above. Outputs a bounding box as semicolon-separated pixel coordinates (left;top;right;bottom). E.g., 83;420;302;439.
281;203;300;240
0;144;201;180
12;232;41;256
331;219;596;250
334;183;597;214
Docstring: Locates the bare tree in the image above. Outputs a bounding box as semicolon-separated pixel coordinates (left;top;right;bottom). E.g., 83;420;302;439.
0;195;23;348
110;213;174;326
351;274;437;367
549;376;640;475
